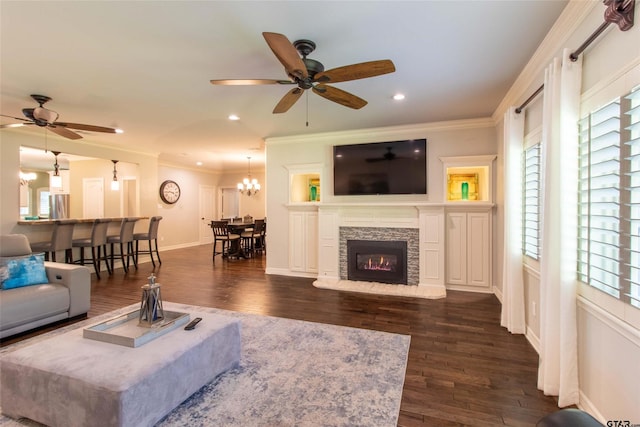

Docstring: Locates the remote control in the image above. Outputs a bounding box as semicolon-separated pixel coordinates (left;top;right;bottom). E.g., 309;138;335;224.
184;317;202;330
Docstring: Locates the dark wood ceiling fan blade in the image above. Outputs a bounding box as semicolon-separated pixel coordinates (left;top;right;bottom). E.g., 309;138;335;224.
312;85;367;109
262;32;308;80
54;122;117;133
0;113;31;122
273;88;304;114
48;125;83;140
210;79;294;85
315;60;396;83
0;123;29;129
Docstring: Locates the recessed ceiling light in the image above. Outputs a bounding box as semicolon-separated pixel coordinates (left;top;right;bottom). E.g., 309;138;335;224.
393;93;405;101
196;161;203;166
228;114;240;121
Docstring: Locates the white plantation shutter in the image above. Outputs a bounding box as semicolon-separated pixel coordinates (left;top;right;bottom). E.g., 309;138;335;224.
578;86;640;309
523;143;541;259
624;88;640;308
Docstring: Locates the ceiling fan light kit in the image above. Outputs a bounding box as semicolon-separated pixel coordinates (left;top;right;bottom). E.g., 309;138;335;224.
210;32;396;114
1;94;122;140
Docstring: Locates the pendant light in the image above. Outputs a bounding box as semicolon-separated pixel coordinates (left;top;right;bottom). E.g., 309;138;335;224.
111;160;120;191
50;151;62;188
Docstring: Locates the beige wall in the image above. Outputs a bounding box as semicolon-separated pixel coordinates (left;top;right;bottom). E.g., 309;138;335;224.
265;120;498;275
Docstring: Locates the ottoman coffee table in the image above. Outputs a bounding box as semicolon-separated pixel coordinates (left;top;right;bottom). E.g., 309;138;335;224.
0;305;241;427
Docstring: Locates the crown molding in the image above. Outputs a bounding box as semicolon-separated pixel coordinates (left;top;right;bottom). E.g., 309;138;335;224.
492;0;600;123
265;117;495;146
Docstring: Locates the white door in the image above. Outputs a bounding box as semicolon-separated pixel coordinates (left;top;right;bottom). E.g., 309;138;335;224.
220;187;239;219
83;178;104;218
121;177;138;217
199;185;216;244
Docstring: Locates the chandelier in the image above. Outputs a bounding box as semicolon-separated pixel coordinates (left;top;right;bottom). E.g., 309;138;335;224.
237;156;261;196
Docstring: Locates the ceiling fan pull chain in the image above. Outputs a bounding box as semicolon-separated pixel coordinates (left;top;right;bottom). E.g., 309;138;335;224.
306;90;309;127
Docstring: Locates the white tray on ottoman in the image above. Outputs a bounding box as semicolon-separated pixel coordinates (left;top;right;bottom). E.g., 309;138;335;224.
0;306;241;427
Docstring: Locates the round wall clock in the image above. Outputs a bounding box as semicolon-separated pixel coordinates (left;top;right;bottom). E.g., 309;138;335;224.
159;180;181;204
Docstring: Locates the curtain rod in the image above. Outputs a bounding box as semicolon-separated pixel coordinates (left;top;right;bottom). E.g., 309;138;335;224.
515;85;544;114
515;0;635;114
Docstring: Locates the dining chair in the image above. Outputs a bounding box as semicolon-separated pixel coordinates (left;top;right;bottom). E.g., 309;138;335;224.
241;219;265;256
133;216;163;267
30;219;78;263
107;217;139;273
72;218;112;279
210;220;240;263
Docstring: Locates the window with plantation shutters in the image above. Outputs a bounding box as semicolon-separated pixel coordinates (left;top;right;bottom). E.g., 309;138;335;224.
625;88;640;309
523;143;541;259
578;86;640;309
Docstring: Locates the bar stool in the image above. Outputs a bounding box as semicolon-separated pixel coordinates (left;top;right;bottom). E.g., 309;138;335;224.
30;219;78;263
107;217;138;273
72;218;112;279
133;216;163;267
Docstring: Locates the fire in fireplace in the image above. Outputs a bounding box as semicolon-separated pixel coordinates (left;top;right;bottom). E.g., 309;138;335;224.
347;240;407;285
357;253;397;272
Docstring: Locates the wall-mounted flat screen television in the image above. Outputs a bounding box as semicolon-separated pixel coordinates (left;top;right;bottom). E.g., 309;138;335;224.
333;139;427;196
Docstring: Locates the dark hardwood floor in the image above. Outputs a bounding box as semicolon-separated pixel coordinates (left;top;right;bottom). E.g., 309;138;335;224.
2;244;560;426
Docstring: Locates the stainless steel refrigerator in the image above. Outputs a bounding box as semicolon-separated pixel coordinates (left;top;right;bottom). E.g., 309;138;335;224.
49;194;70;219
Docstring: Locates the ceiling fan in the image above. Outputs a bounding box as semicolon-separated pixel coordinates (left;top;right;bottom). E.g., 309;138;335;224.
0;94;120;140
210;32;396;114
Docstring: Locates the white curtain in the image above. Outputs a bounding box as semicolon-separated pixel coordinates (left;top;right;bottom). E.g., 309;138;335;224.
537;48;582;407
500;107;526;334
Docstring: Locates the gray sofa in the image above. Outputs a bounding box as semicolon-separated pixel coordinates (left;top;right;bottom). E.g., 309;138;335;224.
0;234;91;339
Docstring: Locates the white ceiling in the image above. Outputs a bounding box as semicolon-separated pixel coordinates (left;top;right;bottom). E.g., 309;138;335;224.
1;1;568;172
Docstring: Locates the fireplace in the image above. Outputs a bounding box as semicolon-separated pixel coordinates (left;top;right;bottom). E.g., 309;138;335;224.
347;240;408;285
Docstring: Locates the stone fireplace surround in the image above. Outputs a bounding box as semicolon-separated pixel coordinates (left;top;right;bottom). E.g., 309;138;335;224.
340;227;418;285
314;203;448;299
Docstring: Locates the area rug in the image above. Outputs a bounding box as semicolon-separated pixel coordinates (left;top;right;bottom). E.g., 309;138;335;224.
313;278;447;299
0;302;410;427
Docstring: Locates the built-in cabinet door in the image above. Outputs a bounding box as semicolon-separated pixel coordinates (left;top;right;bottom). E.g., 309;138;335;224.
306;212;318;273
289;210;318;274
446;212;467;285
445;210;491;289
466;212;490;287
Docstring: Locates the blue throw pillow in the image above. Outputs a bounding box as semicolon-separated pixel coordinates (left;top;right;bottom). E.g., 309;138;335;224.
0;253;48;290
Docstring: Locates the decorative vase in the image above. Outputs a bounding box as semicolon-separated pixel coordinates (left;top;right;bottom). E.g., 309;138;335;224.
461;182;469;200
310;186;317;202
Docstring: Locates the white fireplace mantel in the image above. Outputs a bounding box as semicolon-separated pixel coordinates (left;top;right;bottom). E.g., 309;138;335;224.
315;203;449;297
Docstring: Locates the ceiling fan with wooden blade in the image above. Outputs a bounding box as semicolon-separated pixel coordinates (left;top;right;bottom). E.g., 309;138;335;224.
0;94;121;140
210;32;395;114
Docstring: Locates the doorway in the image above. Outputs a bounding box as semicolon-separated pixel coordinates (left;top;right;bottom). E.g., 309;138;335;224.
220;187;239;220
83;178;104;218
121;177;138;217
199;185;216;244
